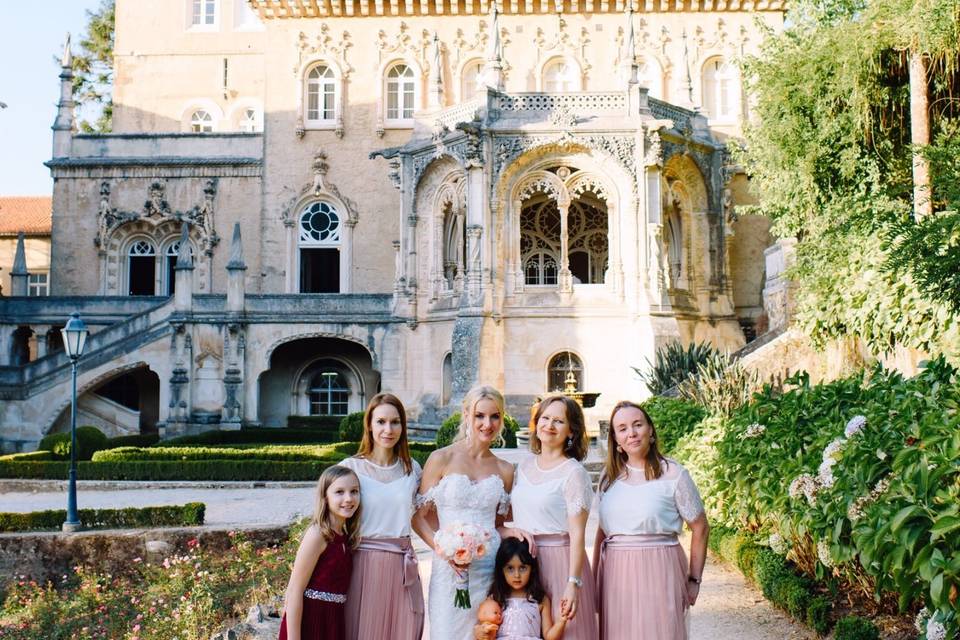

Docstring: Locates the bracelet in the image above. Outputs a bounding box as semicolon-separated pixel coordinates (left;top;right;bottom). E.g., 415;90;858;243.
567;576;583;588
687;575;701;585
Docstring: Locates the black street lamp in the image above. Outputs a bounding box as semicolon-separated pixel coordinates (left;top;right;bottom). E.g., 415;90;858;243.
60;312;88;533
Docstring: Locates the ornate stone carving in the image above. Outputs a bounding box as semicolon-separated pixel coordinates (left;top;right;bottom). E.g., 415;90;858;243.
452;120;483;168
614;20;673;73
295;25;354;79
492;133;635;179
376;22;431;72
280;148;360;226
548;105;578;130
452;21;488;65
388;159;402;190
534;15;590;77
644;128;663;167
94;182;136;249
144;181;172;218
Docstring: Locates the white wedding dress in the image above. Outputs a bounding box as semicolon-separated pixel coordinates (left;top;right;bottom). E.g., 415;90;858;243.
420;473;510;640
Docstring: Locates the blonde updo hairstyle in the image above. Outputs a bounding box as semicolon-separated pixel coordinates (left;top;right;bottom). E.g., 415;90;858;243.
455;385;507;446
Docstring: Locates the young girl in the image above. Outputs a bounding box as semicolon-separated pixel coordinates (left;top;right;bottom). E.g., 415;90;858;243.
279;465;362;640
475;537;570;640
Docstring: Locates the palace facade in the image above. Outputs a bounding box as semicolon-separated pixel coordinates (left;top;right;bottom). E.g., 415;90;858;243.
0;0;784;450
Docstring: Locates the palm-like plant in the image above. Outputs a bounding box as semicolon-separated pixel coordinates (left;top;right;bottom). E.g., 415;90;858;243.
633;341;719;396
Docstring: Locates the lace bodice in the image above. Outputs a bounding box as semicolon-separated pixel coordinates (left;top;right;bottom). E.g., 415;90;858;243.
511;456;594;534
339;456;422;538
497;597;541;640
422;473;510;640
599;459;705;536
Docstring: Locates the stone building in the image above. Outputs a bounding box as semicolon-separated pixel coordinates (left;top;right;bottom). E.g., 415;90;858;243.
0;0;784;451
0;198;52;299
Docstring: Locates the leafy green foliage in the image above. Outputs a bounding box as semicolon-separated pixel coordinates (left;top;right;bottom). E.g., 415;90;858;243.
632;341;719;395
69;0;115;132
0;460;335;481
91;443;354;463
640;396;706;454
164;427;341;446
833;616;880;640
0;503;204;533
435;413;519;448
338;412;366;442
884;207;960;314
0;451;53;462
678;354;763;418
37;426;108;461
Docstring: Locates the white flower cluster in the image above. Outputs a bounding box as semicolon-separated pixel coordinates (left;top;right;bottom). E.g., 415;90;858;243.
846;475;892;522
915;608;931;633
789;474;819;505
768;533;787;555
844;415;867;438
739;423;767;439
817;437;845;488
926;618;947;640
816;539;833;568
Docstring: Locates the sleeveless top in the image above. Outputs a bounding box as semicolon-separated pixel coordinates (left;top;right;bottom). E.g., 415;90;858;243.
497;597;541;640
306;531;352;594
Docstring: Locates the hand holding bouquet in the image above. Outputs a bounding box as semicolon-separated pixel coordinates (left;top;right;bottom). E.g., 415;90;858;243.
433;523;491;609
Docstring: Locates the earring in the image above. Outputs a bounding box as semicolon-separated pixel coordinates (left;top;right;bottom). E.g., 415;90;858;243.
616;445;623;453
566;436;573;449
650;437;655;443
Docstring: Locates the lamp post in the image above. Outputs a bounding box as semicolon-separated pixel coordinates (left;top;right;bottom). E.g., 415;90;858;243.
61;312;88;533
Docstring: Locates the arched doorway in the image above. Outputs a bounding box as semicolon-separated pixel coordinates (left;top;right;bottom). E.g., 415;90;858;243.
48;365;161;436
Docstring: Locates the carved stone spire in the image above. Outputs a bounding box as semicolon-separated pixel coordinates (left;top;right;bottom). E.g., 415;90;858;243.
175;223;194;270
11;232;28;296
226;223;246;271
52;33;75;158
428;32;444;108
680;28;695;109
226;223;246;313
623;4;639;87
483;4;504;90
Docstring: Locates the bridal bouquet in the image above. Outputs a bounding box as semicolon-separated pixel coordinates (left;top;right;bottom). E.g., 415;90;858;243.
433;523;491;609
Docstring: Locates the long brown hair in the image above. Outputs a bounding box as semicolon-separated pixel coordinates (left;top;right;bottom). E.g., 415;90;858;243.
600;400;666;491
529;394;589;461
356;393;413;474
311;465;362;549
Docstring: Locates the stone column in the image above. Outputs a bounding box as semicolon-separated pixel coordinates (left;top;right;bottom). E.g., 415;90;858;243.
558;202;573;293
163;325;192;437
220;325;244;430
465;225;483;304
342;219;356;293
33;326;51;359
225;223;246;313
173;224;194;312
464;163;486;304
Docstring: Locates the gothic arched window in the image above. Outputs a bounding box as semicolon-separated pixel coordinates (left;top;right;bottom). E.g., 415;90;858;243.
190;110;214;132
308;369;350;416
637;58;663;99
239;107;259;132
386;63;416;121
543;59;579;92
165;241;180;295
127;240;157;296
666;212;684;289
548;351;583;392
461;59;484;101
520;197;561;285
298;201;341;293
702;57;738;122
306;64;337;122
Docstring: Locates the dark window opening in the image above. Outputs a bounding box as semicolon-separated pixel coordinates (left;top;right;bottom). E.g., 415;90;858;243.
300;248;340;293
128;256;156;296
569;251;590;284
166;255;178;295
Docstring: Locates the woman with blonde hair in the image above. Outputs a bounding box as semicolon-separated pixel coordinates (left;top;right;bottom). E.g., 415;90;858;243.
340;393;424;640
413;385;534;640
510;394;599;639
593;401;709;640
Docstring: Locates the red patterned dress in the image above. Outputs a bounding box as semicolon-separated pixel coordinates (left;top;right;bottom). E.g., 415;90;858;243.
279;532;353;640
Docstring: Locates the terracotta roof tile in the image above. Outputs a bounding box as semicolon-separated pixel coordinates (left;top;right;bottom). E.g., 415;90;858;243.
0;197;52;236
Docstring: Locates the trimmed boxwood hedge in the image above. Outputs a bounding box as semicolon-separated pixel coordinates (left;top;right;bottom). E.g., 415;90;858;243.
37;426;109;461
338;412;365;442
105;433;161;448
0;502;205;532
0;451;54;462
0;460;334;481
833;616;880;640
162;428;342;447
92;444;352;463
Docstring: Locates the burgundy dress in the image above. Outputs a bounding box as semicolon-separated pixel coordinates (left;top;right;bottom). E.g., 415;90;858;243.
279;532;353;640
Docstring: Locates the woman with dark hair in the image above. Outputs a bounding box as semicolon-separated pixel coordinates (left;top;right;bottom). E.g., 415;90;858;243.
593;401;709;640
341;393;424;640
509;394;598;639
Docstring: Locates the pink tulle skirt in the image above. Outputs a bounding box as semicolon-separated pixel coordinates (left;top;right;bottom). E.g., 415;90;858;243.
534;534;599;640
344;537;424;640
595;535;689;640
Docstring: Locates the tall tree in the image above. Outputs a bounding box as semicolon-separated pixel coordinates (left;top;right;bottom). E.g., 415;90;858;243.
70;0;115;133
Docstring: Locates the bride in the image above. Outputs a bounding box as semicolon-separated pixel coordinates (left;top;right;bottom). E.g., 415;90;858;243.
413;385;534;640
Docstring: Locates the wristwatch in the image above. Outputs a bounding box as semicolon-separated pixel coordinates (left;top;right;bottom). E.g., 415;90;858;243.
687;575;702;585
567;576;583;588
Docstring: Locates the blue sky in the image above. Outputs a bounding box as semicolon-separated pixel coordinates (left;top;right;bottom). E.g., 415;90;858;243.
0;1;102;196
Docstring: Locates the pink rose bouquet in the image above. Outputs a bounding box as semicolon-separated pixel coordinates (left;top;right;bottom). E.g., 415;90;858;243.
433;523;492;609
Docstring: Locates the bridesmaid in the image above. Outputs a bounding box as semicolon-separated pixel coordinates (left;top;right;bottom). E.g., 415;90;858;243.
340;393;424;640
511;394;599;640
593;401;709;640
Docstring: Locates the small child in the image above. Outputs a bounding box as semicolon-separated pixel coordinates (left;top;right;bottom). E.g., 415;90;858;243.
474;537;570;640
279;465;362;640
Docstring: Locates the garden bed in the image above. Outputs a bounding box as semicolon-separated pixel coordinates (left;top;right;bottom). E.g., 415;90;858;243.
0;503;205;533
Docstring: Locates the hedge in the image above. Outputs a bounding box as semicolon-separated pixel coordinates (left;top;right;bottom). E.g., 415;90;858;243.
833;616;880;640
0;460;334;481
162;427;342;447
285;415;341;440
38;426;109;461
0;502;205;532
0;450;54;462
641;396;706;454
338;412;365;442
92;444;354;463
105;433;161;448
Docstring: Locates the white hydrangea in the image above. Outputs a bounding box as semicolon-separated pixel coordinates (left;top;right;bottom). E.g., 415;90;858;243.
822;438;845;462
818;459;836;488
872;477;890;496
926;618;947;640
789;474;818;505
844;415;867;438
876;448;887;461
816;539;833;568
847;497;867;522
914;608;931;633
739;423;767;439
768;533;787;555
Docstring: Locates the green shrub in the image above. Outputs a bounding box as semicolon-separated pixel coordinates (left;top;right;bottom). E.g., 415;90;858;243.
806;596;832;635
0;502;205;532
632;341;720;395
92;444;352;463
642;396;706;455
678;354;762;418
435;413;518;448
338;412;365;442
105;433;160;448
0;450;54;461
409;442;436;467
833;616;879;640
37;426;109;461
0;460;332;481
162;428;341;447
285;415;342;440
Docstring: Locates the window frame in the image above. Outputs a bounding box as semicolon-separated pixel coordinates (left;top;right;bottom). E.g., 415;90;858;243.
27;272;49;297
307;370;351;417
701;56;738;123
383;62;418;126
190;109;215;133
188;0;218;31
547;351;584;393
304;63;339;126
126;238;158;297
459;58;485;102
540;57;582;92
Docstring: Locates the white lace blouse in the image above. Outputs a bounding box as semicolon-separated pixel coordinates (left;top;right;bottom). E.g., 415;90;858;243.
339;456;422;538
598;459;704;536
510;456;594;535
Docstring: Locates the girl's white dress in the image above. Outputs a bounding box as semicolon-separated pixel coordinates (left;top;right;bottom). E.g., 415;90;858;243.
419;474;510;640
497;597;541;640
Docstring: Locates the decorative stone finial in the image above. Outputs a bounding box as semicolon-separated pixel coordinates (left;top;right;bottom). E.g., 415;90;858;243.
61;33;73;69
226;223;246;271
175;223;194;269
11;232;28;296
312;148;328;194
